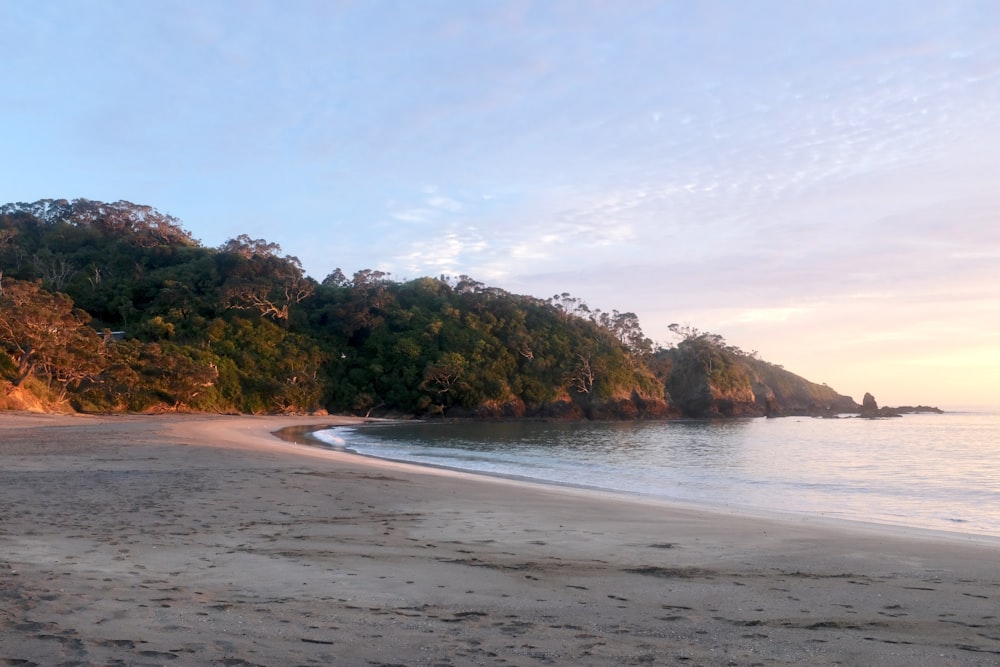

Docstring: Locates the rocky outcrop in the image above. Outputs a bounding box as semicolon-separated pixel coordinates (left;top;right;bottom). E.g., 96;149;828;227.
893;405;944;414
443;390;678;421
858;393;942;418
556;390;678;420
859;392;883;418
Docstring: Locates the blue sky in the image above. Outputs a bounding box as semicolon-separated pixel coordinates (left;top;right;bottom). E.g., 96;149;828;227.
4;1;999;406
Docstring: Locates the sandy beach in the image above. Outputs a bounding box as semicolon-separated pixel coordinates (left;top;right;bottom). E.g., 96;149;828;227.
1;413;999;666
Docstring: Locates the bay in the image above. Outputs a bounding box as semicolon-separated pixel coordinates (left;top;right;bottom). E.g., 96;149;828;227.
312;410;1000;538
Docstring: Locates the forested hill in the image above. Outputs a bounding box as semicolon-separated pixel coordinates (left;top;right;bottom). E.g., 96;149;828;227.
0;198;858;418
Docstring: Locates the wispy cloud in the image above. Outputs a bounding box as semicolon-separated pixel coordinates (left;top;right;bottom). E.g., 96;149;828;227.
394;227;489;278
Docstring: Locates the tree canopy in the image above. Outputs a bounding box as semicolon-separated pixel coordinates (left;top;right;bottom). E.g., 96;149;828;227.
0;198;856;418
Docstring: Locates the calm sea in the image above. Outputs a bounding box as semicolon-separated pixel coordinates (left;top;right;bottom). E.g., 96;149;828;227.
312;410;1000;538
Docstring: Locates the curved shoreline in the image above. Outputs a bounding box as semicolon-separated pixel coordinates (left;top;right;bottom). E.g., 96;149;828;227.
279;420;1000;547
3;413;1000;665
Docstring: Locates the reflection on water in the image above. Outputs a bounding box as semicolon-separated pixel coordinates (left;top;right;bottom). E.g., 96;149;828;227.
313;412;1000;537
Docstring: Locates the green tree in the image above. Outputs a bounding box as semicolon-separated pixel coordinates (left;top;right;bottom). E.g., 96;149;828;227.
219;235;316;325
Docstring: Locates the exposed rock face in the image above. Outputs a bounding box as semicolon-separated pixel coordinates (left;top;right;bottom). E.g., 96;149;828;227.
559;390;678;420
444;391;678;421
860;392;880;417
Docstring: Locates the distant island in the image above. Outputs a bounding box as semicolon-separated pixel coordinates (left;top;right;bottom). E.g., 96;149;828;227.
0;198;936;419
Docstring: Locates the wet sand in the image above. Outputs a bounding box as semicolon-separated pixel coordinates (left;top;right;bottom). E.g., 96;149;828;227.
1;412;999;666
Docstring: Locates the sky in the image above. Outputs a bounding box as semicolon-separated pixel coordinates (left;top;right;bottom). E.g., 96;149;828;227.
3;0;999;408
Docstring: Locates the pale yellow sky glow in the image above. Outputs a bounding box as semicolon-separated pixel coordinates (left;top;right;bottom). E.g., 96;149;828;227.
732;301;1000;409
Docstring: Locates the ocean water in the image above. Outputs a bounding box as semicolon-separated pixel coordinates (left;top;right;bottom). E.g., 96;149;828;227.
311;410;1000;538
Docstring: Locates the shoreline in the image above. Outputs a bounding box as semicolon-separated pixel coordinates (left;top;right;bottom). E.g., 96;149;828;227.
3;412;1000;665
290;420;1000;548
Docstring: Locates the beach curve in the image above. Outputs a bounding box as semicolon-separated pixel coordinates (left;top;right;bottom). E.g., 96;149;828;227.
2;412;999;666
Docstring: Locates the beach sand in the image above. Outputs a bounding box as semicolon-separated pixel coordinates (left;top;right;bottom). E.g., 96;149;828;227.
1;413;999;666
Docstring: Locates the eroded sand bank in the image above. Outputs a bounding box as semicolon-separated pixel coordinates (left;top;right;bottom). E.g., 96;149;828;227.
1;413;999;666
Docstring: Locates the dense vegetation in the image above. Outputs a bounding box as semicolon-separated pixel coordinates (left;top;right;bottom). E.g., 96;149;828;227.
658;325;857;417
0;199;857;418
